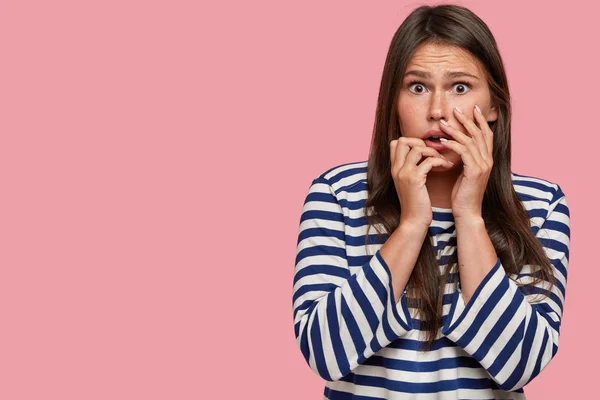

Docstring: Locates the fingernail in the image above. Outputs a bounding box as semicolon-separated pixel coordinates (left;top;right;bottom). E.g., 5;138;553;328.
440;119;449;126
454;107;462;114
475;104;481;114
440;138;448;143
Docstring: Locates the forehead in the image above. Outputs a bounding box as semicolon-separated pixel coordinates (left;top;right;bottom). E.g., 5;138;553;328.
406;42;483;74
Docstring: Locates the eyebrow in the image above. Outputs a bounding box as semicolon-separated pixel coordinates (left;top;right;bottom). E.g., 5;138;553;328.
404;70;480;80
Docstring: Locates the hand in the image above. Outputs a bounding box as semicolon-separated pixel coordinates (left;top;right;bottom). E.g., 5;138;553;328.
438;105;494;220
390;137;454;229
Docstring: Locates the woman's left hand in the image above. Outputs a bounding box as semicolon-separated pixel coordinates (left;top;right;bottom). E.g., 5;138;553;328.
439;105;494;220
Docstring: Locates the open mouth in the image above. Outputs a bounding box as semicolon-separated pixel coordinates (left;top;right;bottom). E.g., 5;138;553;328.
424;135;449;151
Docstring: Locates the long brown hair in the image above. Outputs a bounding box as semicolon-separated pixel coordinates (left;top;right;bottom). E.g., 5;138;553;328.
364;4;555;352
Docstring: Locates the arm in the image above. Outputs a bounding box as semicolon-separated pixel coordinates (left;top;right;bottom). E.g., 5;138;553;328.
293;176;419;381
453;216;498;305
381;218;430;303
441;186;570;391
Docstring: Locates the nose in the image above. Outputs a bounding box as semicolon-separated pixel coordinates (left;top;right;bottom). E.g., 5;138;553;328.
428;91;450;122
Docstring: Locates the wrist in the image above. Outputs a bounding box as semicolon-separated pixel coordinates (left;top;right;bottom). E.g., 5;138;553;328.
398;218;430;236
454;215;485;228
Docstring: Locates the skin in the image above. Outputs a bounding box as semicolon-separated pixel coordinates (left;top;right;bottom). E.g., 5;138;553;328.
395;42;501;304
396;42;498;209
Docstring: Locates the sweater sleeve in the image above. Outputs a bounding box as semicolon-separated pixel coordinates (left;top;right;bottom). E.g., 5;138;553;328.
292;176;415;382
440;185;570;391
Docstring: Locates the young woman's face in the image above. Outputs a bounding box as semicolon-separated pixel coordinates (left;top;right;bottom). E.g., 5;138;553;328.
397;42;498;169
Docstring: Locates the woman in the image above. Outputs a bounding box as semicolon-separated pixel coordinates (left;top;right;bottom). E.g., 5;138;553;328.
292;4;570;399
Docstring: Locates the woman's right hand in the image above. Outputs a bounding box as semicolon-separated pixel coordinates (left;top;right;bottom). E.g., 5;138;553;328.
390;137;454;229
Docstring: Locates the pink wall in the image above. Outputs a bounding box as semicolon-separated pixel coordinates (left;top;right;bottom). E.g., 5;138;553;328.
0;0;594;398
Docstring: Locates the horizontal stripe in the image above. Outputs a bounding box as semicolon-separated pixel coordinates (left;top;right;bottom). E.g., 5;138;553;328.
293;160;570;399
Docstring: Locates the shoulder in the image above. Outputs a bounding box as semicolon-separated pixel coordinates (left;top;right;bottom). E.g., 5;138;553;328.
511;171;568;223
311;160;368;195
512;171;565;203
308;164;567;216
312;165;566;199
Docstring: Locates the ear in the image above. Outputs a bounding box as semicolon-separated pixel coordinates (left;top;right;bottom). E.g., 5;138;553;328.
487;105;498;122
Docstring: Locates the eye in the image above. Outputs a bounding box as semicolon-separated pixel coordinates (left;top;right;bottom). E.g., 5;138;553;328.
407;80;427;94
406;80;472;95
452;82;471;95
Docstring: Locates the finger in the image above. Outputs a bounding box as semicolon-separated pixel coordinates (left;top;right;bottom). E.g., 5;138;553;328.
405;145;445;167
415;156;454;175
440;118;470;146
442;114;486;167
453;107;481;140
438;138;482;170
459;106;488;163
394;137;429;171
473;104;494;159
390;140;397;167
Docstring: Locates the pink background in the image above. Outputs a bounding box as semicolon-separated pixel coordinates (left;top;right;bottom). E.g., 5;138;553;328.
0;0;595;398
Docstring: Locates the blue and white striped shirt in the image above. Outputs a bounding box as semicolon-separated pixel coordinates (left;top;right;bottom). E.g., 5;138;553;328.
293;160;570;399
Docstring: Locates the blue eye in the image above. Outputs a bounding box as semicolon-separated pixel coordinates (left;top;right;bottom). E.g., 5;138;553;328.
407;80;472;95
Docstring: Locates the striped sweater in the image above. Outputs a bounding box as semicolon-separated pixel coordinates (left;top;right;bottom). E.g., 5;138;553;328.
292;160;570;399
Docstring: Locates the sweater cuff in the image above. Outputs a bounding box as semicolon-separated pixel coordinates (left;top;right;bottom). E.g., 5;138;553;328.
372;250;415;333
442;257;505;339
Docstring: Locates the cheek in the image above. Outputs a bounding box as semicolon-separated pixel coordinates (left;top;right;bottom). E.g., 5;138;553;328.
454;100;477;115
397;103;420;133
456;93;491;116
